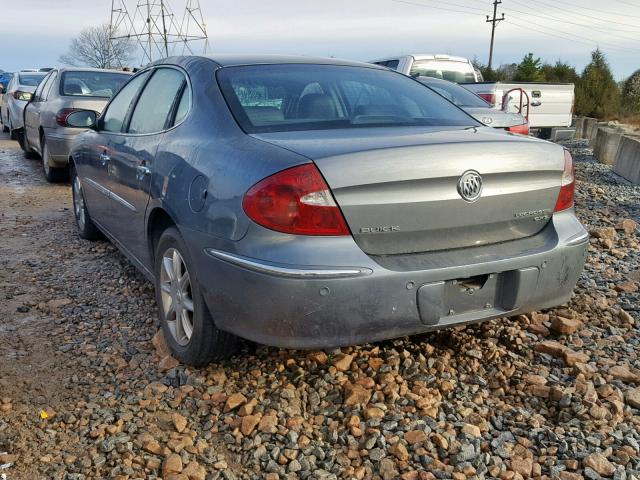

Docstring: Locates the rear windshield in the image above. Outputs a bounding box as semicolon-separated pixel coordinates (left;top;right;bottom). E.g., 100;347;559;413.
217;64;478;134
420;79;489;108
18;73;46;86
410;60;476;83
60;71;130;98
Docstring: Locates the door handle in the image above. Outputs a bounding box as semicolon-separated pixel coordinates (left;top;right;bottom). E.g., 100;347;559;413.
136;165;150;181
531;101;542;107
99;153;111;166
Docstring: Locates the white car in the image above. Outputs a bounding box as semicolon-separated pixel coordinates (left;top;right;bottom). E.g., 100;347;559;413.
0;71;47;138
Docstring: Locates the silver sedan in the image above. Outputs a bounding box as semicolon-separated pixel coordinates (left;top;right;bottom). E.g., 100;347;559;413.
21;67;131;182
0;71;47;139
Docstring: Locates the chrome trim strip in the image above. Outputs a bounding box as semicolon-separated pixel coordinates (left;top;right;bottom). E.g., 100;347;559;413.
111;190;137;212
205;249;373;279
565;231;589;246
83;177;110;198
83;177;136;212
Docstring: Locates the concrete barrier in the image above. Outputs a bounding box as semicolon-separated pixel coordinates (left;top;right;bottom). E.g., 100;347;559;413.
551;127;577;142
582;117;597;140
593;127;625;165
589;122;608;148
572;117;585;138
613;135;640;184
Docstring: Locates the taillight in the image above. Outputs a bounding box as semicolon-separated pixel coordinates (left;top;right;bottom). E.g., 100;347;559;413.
478;93;496;106
507;123;529;135
243;163;350;236
12;90;32;101
56;108;81;127
554;150;575;212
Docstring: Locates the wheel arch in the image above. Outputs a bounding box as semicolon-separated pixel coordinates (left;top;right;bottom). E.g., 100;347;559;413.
146;206;179;265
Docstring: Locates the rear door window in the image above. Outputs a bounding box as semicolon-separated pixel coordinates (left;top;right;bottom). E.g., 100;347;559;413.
128;68;186;134
61;71;131;98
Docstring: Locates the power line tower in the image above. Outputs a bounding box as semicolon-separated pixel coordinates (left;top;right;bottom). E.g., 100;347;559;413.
109;0;209;67
486;0;505;71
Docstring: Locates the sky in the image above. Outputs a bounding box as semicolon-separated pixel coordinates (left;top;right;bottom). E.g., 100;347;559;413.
1;0;638;80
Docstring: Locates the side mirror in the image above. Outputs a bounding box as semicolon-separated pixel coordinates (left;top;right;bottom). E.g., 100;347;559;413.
66;110;98;129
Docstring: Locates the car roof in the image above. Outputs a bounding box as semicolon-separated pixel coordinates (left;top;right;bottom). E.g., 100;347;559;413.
152;54;386;70
54;67;133;74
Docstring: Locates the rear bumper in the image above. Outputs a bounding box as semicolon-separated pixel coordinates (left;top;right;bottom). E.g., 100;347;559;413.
194;211;588;349
45;130;80;165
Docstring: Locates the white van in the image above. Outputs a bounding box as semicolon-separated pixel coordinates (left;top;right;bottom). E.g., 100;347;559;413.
370;54;483;83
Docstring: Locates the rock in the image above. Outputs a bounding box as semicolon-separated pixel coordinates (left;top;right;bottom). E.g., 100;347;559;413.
143;438;163;455
615;281;638;293
183;461;206;480
241;414;261;436
535;340;569;357
510;456;533;477
584;453;615;477
564;350;591;367
158;355;180;372
389;441;409;462
364;406;385;419
333;354;354;372
163;453;183;476
462;423;481;438
224;393;247;412
172;412;188;433
344;383;372;406
616;218;638;234
592;227;617;241
551;316;583;335
625;387;640;408
152;329;171;357
379;457;399;480
609;364;640;383
308;351;328;364
560;473;585;480
404;429;427;445
258;414;278;433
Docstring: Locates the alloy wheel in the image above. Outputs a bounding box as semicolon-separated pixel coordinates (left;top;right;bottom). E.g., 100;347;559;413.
160;248;194;346
72;175;86;230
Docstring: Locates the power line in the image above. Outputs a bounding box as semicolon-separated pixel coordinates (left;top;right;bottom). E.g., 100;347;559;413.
390;0;640;52
504;0;640;42
486;0;505;70
515;0;640;30
551;0;640;19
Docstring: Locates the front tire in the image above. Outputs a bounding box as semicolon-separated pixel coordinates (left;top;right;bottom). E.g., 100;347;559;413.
155;227;238;366
42;138;68;183
71;166;101;240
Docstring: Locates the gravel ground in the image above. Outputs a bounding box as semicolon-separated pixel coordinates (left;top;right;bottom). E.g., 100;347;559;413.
0;131;638;480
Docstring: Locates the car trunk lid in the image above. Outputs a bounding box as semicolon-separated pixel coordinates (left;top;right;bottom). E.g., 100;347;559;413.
252;127;564;255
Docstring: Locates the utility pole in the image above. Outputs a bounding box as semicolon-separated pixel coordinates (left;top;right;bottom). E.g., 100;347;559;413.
486;0;505;71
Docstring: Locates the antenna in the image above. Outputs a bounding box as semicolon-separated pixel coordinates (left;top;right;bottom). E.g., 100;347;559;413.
109;0;209;67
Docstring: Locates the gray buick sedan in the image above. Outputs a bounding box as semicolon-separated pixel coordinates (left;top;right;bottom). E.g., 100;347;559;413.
67;55;588;365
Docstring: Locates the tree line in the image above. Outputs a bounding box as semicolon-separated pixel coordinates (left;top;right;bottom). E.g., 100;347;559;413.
475;50;640;120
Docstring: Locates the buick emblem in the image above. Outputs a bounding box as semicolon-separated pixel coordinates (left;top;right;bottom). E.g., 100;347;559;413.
457;170;483;202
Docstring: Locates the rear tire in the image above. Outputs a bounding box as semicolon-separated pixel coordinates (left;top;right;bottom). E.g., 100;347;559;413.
18;130;38;159
71;165;101;241
155;227;238;366
8;118;16;139
41;137;68;183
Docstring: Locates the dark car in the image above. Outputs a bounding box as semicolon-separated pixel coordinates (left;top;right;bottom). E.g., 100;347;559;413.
67;55;587;365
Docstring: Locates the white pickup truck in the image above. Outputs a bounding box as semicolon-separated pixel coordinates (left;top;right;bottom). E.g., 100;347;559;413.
370;54;483;83
460;82;575;129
